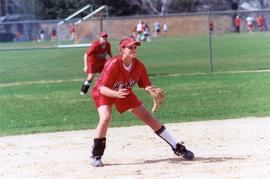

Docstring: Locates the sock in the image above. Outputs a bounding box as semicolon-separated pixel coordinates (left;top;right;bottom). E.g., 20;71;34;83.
155;125;178;149
92;138;106;157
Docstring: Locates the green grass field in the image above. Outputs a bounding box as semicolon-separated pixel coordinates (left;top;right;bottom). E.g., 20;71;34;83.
1;33;270;136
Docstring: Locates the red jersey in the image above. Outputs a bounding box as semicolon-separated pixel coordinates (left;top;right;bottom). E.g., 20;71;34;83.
92;55;151;96
91;56;151;113
209;19;214;31
234;18;240;27
257;15;264;26
86;41;112;62
70;25;76;33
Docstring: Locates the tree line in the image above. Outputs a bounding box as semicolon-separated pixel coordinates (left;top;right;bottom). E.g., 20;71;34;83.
35;0;270;20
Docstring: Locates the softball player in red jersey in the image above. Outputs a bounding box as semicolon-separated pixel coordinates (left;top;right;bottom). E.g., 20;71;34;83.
80;32;113;95
89;37;194;167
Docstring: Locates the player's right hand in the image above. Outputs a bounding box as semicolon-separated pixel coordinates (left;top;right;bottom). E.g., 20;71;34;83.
115;88;129;99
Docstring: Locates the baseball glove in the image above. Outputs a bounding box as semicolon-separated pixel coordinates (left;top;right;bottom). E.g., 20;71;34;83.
145;86;165;112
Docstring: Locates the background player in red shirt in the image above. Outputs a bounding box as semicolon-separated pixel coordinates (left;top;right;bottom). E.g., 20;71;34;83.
209;17;214;32
70;24;76;41
234;15;241;33
257;15;265;32
80;32;113;95
89;37;194;167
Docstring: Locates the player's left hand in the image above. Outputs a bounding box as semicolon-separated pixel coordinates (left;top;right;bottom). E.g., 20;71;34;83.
145;86;165;112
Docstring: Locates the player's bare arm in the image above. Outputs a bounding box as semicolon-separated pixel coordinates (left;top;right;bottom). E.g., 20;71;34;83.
83;53;88;72
100;86;129;98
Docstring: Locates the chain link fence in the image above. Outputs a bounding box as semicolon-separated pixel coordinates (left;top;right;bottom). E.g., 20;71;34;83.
208;9;270;72
1;10;270;73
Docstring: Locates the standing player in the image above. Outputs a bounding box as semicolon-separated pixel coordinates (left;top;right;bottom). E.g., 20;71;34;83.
246;16;254;33
89;37;194;167
257;15;265;32
209;17;214;33
70;24;76;41
234;16;241;33
80;32;113;95
50;28;57;41
153;21;161;37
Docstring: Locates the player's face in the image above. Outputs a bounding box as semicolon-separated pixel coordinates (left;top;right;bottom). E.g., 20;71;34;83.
100;37;107;44
124;45;137;58
127;45;137;50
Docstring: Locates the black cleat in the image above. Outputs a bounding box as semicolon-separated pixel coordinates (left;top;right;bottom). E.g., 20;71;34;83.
173;142;194;160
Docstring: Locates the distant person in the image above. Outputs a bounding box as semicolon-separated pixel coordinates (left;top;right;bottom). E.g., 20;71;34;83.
234;16;241;33
40;29;45;41
209;18;214;33
143;22;151;42
15;31;22;42
163;23;168;33
246;16;255;33
257;15;265;32
70;24;76;41
153;21;161;37
136;20;143;41
51;28;57;41
80;32;113;95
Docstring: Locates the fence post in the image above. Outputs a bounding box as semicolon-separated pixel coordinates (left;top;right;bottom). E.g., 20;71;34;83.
208;11;213;73
57;23;60;47
100;16;103;32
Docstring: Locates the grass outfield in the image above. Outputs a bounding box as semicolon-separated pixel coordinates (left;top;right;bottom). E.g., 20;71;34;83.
1;34;270;136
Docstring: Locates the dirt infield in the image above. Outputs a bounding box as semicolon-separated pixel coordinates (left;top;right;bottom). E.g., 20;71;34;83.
1;117;270;179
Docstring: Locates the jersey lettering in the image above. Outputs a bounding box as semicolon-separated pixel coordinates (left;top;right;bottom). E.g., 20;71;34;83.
113;79;137;90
